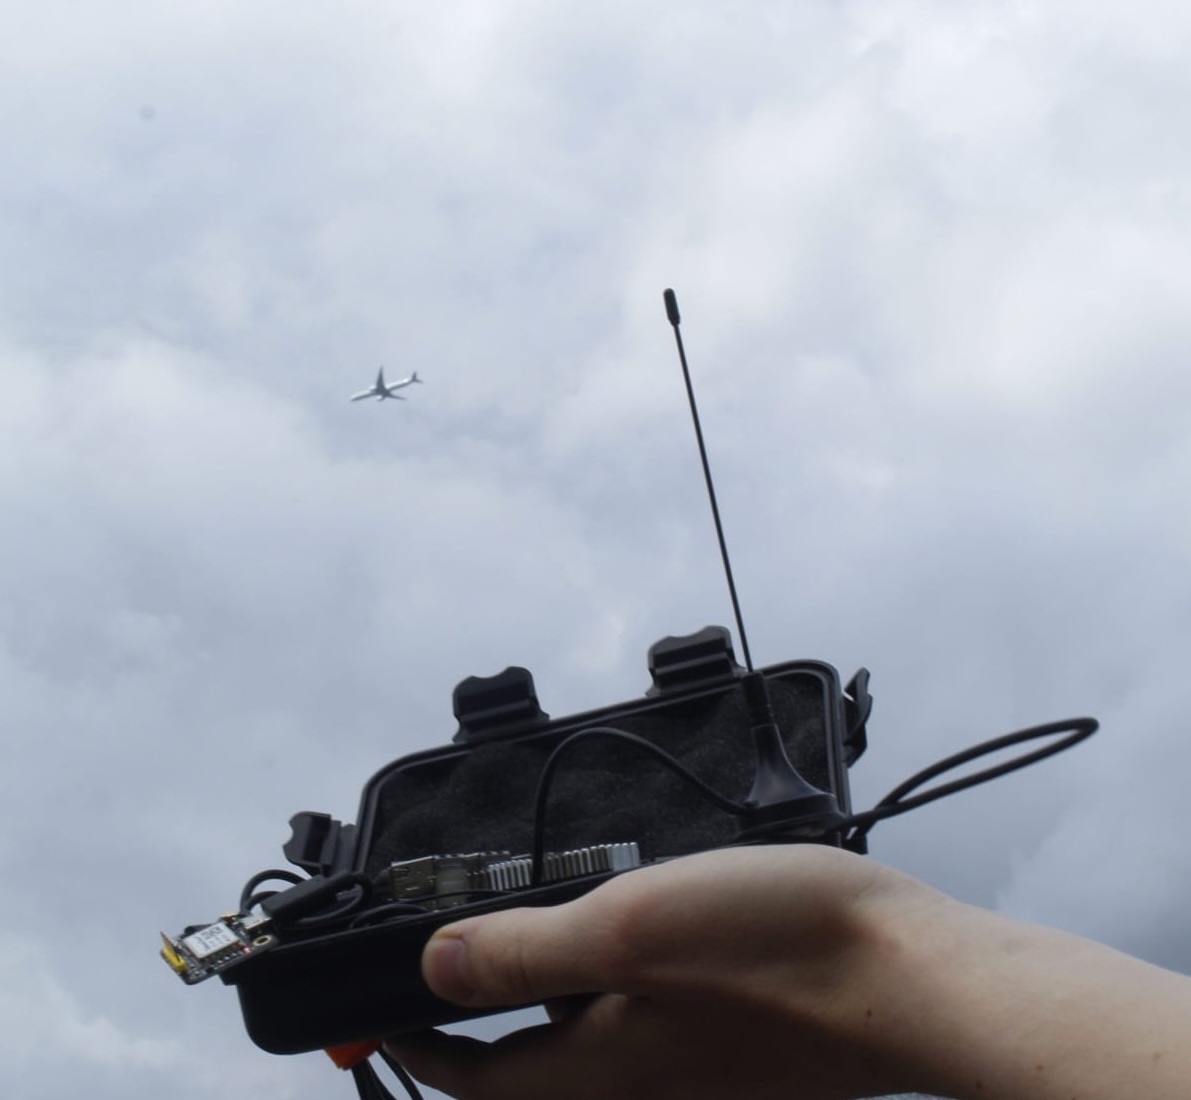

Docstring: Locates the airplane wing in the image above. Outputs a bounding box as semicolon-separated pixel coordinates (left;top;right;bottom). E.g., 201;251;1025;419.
351;367;416;402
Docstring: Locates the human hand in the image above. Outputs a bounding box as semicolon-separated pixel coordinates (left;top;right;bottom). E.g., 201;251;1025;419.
385;845;944;1100
386;840;1191;1100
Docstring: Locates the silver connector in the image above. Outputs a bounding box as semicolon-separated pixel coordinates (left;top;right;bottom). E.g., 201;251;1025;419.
387;842;642;907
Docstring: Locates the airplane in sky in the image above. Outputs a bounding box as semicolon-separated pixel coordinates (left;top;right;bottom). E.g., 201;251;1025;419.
350;368;423;402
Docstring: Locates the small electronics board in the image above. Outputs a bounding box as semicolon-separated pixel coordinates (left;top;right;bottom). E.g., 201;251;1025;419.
160;910;277;985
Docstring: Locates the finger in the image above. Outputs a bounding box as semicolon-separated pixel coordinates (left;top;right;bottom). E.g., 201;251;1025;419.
422;846;894;1009
384;1030;489;1099
420;896;633;1008
417;851;758;1009
386;1002;627;1100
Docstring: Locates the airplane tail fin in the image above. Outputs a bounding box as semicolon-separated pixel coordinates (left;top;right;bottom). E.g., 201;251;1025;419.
411;370;422;383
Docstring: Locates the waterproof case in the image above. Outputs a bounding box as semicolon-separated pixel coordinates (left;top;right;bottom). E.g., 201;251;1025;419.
221;626;872;1054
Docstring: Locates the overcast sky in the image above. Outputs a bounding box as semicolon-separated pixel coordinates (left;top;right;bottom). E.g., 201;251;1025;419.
3;1;1191;1098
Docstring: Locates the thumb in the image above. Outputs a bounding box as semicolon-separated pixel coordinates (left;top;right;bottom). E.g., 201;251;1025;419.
423;898;618;1009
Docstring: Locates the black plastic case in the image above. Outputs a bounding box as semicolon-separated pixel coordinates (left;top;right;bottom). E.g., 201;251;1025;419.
224;627;871;1054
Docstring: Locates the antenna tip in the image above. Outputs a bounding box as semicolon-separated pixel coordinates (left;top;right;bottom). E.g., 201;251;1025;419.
663;288;681;327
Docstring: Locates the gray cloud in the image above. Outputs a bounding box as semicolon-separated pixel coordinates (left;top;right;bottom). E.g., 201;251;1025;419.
3;2;1190;1099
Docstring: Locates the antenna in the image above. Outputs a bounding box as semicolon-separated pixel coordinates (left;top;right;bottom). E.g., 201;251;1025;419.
664;287;842;834
663;288;754;673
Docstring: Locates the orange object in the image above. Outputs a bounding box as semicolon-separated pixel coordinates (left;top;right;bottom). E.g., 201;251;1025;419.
325;1039;381;1069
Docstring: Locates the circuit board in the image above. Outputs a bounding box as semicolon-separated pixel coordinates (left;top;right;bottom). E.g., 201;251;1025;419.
160;909;277;985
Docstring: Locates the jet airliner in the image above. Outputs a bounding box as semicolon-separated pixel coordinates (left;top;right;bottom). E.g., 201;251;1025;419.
350;368;423;402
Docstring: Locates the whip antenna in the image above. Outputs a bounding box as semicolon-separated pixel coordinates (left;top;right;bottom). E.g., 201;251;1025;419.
663;288;754;673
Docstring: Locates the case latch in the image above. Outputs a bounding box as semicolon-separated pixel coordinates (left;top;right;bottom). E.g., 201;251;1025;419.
283;812;356;876
646;625;743;695
452;666;550;743
843;667;872;765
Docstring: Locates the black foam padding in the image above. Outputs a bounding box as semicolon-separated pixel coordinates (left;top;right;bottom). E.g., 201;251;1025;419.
361;675;829;876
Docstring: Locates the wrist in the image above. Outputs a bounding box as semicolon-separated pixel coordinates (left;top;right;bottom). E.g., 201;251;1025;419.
831;882;1191;1100
790;864;970;1097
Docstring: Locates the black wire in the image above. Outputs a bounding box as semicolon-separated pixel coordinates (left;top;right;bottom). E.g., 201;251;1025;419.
349;891;521;930
239;868;304;912
350;1061;389;1100
348;901;431;929
428;889;514;906
379;1048;426;1100
246;873;375;931
527;718;1099;878
349;1051;426;1100
839;717;1099;845
530;726;749;884
292;875;373;929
